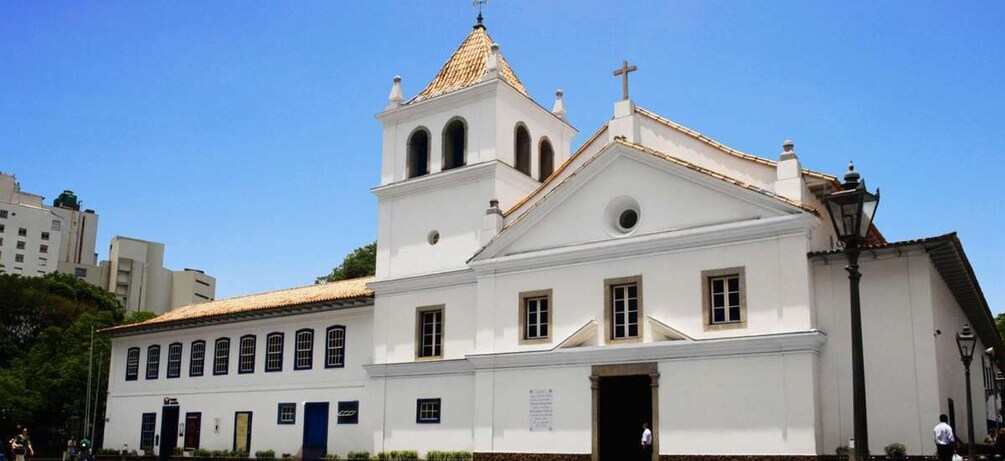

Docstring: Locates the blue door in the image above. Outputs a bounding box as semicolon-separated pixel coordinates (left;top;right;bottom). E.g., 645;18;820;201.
302;403;329;461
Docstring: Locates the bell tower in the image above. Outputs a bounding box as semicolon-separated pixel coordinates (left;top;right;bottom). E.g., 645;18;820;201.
372;21;577;281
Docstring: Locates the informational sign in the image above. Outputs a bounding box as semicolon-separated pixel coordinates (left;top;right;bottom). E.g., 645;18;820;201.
529;388;553;431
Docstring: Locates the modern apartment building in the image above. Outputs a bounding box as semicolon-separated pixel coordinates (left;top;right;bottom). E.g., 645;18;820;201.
0;172;100;282
100;236;216;314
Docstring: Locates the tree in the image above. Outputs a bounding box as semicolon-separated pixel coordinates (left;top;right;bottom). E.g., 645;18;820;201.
316;242;377;284
996;313;1005;340
0;272;125;454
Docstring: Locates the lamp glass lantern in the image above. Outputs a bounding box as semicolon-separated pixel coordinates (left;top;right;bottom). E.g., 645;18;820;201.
957;324;977;363
825;166;880;243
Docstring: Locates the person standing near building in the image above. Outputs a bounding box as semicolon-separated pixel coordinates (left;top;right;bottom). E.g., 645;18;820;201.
641;422;653;460
934;414;956;461
10;428;33;461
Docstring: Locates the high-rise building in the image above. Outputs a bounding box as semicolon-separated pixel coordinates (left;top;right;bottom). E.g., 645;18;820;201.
0;172;100;282
100;236;216;314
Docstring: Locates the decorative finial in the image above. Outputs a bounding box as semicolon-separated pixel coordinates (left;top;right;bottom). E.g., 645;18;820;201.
779;139;797;161
483;43;500;81
552;89;566;119
843;161;861;187
387;75;403;109
473;0;487;29
612;60;638;101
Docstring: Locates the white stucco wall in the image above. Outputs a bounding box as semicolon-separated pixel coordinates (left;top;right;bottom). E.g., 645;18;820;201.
105;306;374;456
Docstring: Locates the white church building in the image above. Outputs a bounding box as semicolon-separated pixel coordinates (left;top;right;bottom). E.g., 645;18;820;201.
102;19;1001;461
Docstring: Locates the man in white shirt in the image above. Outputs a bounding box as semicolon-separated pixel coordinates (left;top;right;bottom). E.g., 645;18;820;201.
641;422;653;460
934;414;956;461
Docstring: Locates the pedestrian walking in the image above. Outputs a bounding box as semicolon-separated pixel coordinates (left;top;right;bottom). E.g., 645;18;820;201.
641;422;653;460
935;414;956;461
10;428;33;461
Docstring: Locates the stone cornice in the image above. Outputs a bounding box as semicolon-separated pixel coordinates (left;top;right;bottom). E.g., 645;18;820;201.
368;268;476;295
364;331;826;378
470;213;817;275
371;161;498;199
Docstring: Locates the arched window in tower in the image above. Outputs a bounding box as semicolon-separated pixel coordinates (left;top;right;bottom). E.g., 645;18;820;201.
514;124;531;176
539;138;555;182
407;128;430;178
442;118;467;171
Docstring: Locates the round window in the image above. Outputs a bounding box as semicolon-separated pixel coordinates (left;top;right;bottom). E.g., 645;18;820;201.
618;209;639;231
603;195;642;236
427;230;440;246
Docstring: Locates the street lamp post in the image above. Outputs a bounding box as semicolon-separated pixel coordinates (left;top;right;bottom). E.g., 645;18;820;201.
957;324;977;460
824;163;880;461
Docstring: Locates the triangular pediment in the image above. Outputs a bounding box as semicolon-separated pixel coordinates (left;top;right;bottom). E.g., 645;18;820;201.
473;141;815;261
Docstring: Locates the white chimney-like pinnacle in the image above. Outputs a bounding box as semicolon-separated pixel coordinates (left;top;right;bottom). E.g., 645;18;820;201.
483;43;500;81
552;89;566;119
387;75;404;109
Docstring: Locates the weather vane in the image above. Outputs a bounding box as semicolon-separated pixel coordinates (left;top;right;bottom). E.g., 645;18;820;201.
473;0;487;28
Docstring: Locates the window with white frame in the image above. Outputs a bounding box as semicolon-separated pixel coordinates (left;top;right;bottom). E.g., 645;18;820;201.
167;343;182;378
238;335;256;374
17;228;26;237
605;276;642;341
326;325;346;368
146;345;160;379
40;231;49;241
39;244;47;254
140;413;156;450
125;347;140;381
416;398;441;424
214;338;230;375
15;241;25;250
265;333;283;372
277;403;296;424
189;340;205;377
51;220;60;231
294;329;313;370
416;307;443;359
0;210;7;219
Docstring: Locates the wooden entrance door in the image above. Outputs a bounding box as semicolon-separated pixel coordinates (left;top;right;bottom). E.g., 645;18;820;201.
233;412;253;454
184;413;201;450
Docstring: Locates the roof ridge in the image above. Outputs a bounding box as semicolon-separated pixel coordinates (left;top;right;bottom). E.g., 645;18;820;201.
634;107;838;183
613;138;819;215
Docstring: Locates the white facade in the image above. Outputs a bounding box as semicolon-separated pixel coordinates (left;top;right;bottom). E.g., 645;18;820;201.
103;23;1001;461
0;172;99;281
101;236;216;314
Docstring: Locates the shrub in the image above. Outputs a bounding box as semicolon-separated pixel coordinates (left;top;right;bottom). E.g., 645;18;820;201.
323;454;341;461
280;454;293;461
95;449;120;456
835;446;850;456
885;443;907;457
254;451;276;460
191;449;211;457
346;452;370;461
173;447;184;456
231;451;249;458
426;452;472;461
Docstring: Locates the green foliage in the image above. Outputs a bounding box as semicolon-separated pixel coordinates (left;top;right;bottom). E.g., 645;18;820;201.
173;447;184;456
193;449;212;457
346;452;370;460
376;450;418;460
426;451;472;461
884;443;907;457
835;446;850;456
280;454;293;461
323;454;341;461
316;242;376;284
0;272;125;446
254;450;276;460
995;313;1005;340
123;310;157;325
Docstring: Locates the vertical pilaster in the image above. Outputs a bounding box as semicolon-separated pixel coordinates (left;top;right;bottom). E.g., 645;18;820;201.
590;375;600;461
650;371;661;461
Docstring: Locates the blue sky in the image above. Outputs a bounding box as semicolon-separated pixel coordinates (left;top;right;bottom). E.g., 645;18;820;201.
2;1;1002;311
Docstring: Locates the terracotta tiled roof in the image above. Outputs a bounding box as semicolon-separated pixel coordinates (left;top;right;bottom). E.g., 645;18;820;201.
635;107;839;183
409;28;527;104
103;276;374;334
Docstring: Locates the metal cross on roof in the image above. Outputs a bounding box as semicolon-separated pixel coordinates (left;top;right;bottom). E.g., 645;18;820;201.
613;60;638;101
